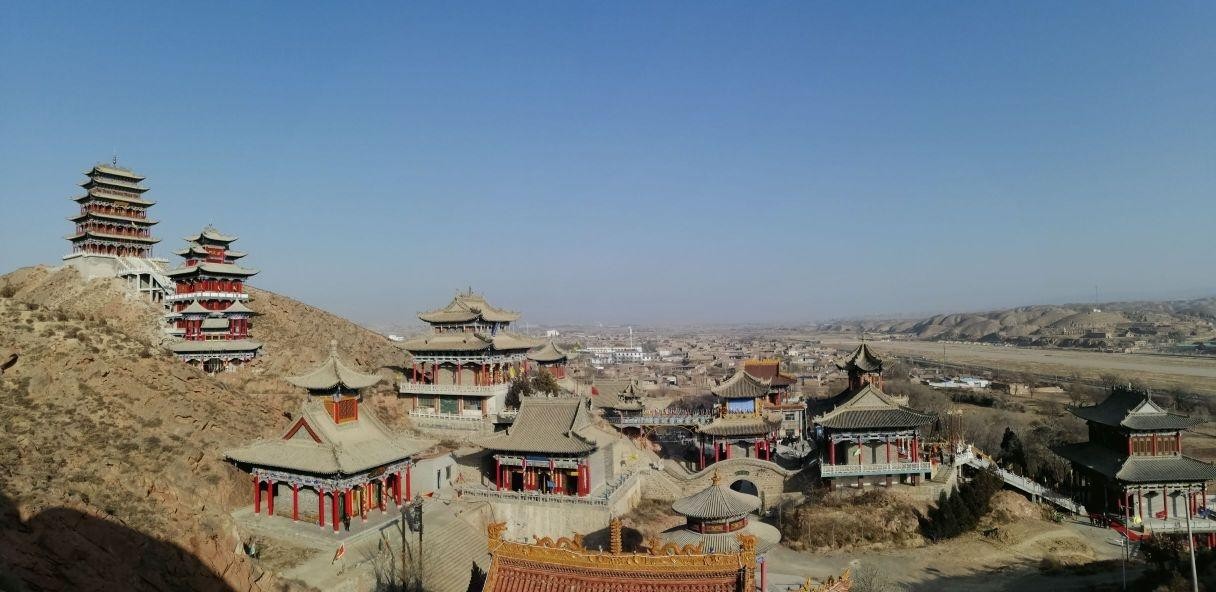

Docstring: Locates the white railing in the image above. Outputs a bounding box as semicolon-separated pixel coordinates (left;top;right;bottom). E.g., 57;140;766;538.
1138;517;1216;534
408;410;485;422
398;383;509;397
165;291;249;302
608;414;713;426
459;471;640;508
821;461;932;477
961;445;1086;514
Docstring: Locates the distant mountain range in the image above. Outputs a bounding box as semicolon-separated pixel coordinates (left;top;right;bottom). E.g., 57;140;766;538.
818;297;1216;346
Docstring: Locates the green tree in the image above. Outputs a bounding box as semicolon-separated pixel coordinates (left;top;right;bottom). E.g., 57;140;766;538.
505;376;532;409
530;370;562;396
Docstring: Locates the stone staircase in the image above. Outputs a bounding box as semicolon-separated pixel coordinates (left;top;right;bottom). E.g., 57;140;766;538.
958;445;1085;515
404;499;490;592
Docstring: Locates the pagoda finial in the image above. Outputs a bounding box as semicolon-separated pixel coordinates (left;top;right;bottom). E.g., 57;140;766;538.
609;516;623;554
112;154;118;167
711;469;721;486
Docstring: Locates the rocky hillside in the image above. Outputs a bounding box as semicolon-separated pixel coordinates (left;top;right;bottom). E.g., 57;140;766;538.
0;265;411;591
820;297;1216;347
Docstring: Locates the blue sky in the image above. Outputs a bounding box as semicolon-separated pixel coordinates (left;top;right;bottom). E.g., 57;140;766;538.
1;2;1213;326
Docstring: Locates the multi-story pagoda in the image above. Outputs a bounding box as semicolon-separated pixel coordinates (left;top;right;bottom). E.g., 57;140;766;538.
225;342;432;533
166;226;261;373
814;344;935;490
66;163;159;259
1055;386;1216;538
696;370;783;469
399;291;539;427
743;358;806;439
479;397;603;496
62;163;174;303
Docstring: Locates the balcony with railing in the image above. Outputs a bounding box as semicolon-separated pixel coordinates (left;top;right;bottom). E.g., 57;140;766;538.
820;461;932;477
398;382;510;397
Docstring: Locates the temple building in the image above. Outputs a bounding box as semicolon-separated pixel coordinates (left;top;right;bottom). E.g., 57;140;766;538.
225;342;432;533
399;291;539;428
743;358;806;439
165;226;261;372
696;370;783;469
1054;386;1216;537
479;397;607;496
814;344;935;490
592;379;647;423
483;518;764;592
526;340;574;381
62;163;173;303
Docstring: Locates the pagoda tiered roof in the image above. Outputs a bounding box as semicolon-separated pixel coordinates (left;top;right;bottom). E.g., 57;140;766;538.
174;243;247;259
836;343;883;374
86;164;145;181
72;188;155;206
671;473;760;520
81;175;149;192
1054;442;1216;484
1069;387;1205;431
479;397;597;455
593;380;647;411
224;398;433;475
662;473;780;553
169;339;262;353
700;413;783;437
711;370;771;399
67;230;160;243
418;291;521;324
287;341;382;391
68;211;158;224
400;332;493;353
183;225;238;244
813;384;935;431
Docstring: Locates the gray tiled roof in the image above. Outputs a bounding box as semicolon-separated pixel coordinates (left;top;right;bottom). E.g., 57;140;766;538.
659;520;780;554
836;343;883;373
1069;387;1204;431
671;474;760;519
165;262;258;277
169;339;262;353
183;225;237;243
478;397;597;455
711;370;769;399
527;341;571;363
699;413;782;437
813;384;934;431
400;332;492;353
418;291;521;324
1054;442;1216;483
287;341;382;391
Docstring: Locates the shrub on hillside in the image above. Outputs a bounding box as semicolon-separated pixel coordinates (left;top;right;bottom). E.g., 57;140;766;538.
921;467;1004;541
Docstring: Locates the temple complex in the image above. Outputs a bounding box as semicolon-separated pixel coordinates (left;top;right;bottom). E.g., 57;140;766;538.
743;358;806;439
225;342;432;533
62;163;173;303
165;226;261;372
1055;386;1216;538
483;519;762;592
814;344;935;490
479;396;607;496
399;291;539;428
697;370;783;469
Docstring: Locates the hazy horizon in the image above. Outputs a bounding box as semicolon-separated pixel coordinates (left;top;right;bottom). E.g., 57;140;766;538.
2;2;1214;327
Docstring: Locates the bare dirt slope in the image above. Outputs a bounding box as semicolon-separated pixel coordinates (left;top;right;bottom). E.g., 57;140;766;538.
0;265;408;591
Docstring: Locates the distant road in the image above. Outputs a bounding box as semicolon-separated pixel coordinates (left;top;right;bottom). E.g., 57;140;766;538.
812;336;1216;394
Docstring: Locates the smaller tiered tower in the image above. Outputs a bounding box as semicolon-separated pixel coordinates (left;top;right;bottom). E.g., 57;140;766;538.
166;226;261;372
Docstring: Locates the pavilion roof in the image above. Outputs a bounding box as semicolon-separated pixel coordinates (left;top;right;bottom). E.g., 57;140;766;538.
418;291;521;324
527;341;572;363
287;341;382;391
1069;387;1204;431
400;332;493;353
836;343;883;374
1054;442;1216;483
478;397;596;455
88;164;145;181
223;300;255;314
699;413;782;437
72;189;154;206
659;521;781;555
711;370;770;399
483;522;761;592
592;379;646;411
81;175;148;192
174;243;247;259
813;384;934;431
672;472;759;520
224;399;433;475
491;331;541;351
70;230;160;244
183;225;237;244
179;301;211;315
200;317;229;330
165;261;258;278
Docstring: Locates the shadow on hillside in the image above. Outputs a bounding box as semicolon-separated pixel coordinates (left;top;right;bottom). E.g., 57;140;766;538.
904;559;1140;592
0;488;237;592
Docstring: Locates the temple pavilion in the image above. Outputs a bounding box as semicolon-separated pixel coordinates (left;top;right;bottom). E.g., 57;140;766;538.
743;358;806;439
225;342;432;533
399;291;540;426
1054;386;1216;538
526;340;574;381
696;370;783;469
592;379;647;422
814;344;935;490
662;472;781;554
66;164;159;259
166;226;261;373
478;396;607;496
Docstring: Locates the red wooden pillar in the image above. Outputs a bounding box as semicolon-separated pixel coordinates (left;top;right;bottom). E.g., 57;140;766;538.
253;476;261;513
318;489;325;528
828;437;836;465
405;465;412;500
1163;487;1169;519
726;440;733;460
494;458;501;490
394;471;402;506
698;435;705;469
266;481;275;516
1152;434;1158;456
292;484;299;521
1177;432;1182;454
714;437;721;464
332;491;340;533
379;480;387;513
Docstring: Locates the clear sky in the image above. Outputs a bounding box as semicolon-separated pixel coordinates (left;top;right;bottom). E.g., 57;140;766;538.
1;2;1213;327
